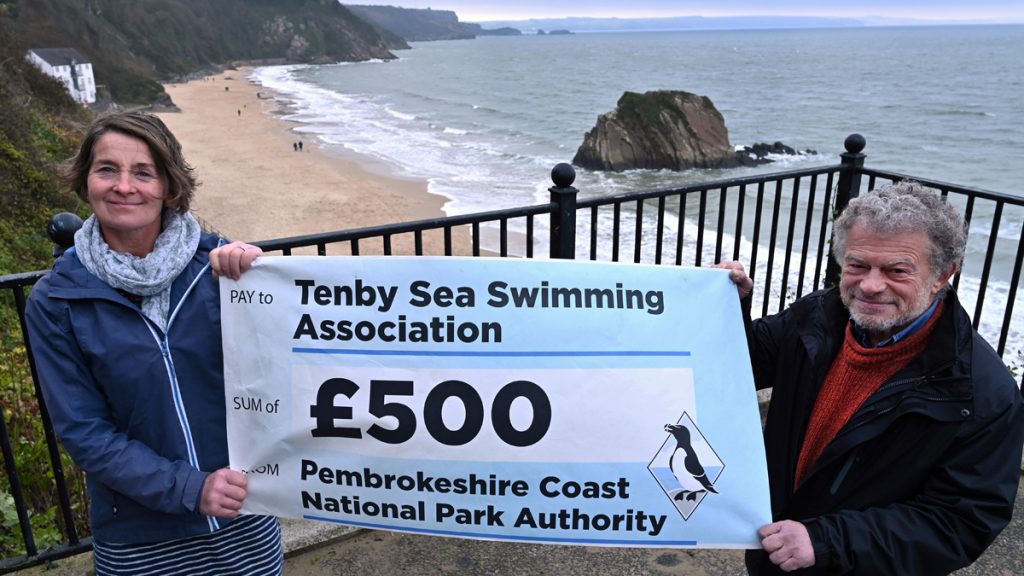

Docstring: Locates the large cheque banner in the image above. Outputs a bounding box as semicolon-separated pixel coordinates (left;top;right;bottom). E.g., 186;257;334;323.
221;256;770;548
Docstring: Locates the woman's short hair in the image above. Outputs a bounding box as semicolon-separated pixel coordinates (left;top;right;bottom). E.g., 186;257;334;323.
832;181;967;276
62;111;196;213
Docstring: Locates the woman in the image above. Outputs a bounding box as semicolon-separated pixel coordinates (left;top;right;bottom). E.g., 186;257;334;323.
25;112;282;575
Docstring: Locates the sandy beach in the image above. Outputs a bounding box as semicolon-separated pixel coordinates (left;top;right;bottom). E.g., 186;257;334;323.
156;69;466;255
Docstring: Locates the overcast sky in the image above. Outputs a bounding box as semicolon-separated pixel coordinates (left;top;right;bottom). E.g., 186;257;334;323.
366;1;1024;23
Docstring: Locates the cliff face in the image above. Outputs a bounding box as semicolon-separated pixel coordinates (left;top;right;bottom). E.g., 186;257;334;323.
345;5;521;41
7;0;398;104
573;91;738;172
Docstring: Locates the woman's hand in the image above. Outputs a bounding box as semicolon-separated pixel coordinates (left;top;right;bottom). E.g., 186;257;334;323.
199;468;248;518
210;241;262;280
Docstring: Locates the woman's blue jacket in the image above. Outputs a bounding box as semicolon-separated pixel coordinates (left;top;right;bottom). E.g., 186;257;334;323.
25;232;236;544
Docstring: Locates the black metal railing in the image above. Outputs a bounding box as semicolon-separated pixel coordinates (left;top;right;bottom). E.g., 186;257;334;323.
1;134;1021;571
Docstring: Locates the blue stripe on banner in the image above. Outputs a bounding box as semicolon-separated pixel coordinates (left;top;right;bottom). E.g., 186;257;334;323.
292;348;691;357
302;514;698;546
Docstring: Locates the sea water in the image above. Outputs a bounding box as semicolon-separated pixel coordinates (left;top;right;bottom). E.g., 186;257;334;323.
250;24;1023;370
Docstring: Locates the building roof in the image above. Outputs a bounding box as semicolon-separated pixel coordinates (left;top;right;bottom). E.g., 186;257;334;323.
28;48;90;67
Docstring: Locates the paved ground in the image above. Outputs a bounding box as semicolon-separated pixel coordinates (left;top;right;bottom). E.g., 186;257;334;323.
23;475;1022;575
282;476;1024;576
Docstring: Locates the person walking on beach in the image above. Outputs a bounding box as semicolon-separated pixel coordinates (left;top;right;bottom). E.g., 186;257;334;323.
25;111;282;575
719;181;1024;575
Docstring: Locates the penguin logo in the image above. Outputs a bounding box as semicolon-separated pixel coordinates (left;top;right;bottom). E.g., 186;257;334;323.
664;423;718;501
648;412;724;521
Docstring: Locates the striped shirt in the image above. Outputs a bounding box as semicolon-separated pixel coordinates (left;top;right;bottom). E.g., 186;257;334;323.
93;515;283;576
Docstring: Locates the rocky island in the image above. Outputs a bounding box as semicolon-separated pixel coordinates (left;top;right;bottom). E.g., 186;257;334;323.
573;90;815;172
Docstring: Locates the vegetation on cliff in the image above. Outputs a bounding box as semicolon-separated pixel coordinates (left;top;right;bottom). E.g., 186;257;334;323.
0;13;92;556
3;0;399;105
0;14;89;275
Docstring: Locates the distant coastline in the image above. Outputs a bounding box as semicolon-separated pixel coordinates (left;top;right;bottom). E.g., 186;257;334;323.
470;15;1023;34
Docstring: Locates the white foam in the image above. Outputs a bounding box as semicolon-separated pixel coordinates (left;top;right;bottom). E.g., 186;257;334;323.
386;108;416;121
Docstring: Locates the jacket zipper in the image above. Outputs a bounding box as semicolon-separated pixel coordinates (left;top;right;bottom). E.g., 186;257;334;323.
141;261;221;531
829;453;857;495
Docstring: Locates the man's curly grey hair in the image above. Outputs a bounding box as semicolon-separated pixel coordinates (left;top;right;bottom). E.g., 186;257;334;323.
832;181;967;277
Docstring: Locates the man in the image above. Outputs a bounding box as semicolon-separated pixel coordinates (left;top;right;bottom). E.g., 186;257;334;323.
719;181;1024;574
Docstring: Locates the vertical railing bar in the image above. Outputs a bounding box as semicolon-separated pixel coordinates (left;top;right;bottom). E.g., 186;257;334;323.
825;136;865;287
612;202;622;263
500;218;509;258
318;242;328;256
655;197;666;265
953;194;977;292
0;403;38;557
589;207;599;261
15;285;81;548
526;215;534;259
762;180;783;318
749;181;766;305
796;175;818;299
282;247;293;256
633;199;644;264
813;172;835;290
471;223;480;257
733;184;747;262
972;202;1002;330
867;174;877;191
695;189;708;267
444;226;453;256
382;234;392;256
715;187;727;264
415;230;424;256
779;177;801;312
1;296;40;558
675;194;687;266
998;217;1024;356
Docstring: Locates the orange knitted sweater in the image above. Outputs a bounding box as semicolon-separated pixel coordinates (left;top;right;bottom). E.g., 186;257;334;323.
794;301;945;489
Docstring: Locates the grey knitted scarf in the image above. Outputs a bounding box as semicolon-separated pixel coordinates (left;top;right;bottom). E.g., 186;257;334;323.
74;210;202;332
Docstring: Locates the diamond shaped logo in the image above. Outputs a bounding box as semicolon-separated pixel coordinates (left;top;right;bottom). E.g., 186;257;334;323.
648;412;724;521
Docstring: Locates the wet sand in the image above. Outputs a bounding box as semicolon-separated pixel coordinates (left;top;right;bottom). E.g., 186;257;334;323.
157;69;466;255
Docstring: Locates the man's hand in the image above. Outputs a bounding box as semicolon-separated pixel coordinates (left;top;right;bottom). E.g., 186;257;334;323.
199;468;247;518
714;260;753;299
210;241;262;280
760;520;816;572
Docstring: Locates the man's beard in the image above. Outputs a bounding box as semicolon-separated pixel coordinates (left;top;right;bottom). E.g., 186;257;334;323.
841;281;939;336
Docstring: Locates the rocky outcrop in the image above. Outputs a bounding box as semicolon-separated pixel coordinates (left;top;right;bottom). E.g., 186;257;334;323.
573;91;737;171
739;141;818;162
573;90;814;172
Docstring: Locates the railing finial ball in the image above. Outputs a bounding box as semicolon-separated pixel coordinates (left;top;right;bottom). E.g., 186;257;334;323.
844;133;866;154
48;212;84;248
551;163;576;189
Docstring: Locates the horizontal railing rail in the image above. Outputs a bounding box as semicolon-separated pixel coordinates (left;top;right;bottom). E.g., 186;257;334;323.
1;134;1021;571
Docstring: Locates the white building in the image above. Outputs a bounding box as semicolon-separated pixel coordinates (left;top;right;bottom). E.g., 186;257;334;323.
26;48;97;105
